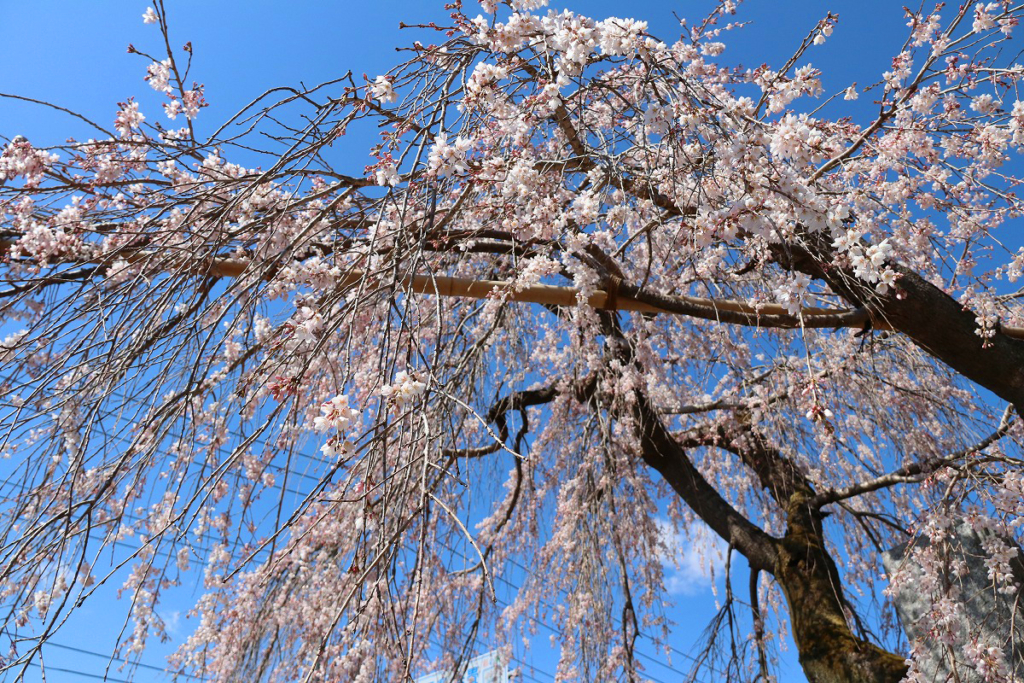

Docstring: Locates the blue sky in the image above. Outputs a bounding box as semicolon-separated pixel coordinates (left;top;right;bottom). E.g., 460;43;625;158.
1;0;912;147
0;1;925;681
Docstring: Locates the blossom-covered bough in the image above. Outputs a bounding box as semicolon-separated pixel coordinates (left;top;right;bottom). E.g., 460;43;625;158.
2;1;1024;681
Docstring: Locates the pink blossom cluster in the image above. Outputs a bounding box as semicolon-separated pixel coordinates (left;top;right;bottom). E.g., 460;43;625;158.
427;132;472;178
114;99;145;138
381;370;426;408
0;138;58;187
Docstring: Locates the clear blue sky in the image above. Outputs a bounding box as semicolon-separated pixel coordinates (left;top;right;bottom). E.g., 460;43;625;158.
1;0;911;147
0;2;916;681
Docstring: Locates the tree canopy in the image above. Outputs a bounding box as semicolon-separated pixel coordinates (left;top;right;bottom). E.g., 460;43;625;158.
2;1;1024;682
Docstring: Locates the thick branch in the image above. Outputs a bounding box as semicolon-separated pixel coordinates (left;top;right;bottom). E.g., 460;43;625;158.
632;395;780;572
778;236;1024;405
0;238;899;332
676;423;812;512
9;236;1024;345
618;280;875;330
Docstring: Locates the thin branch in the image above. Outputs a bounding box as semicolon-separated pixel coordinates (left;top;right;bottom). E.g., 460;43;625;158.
810;404;1017;508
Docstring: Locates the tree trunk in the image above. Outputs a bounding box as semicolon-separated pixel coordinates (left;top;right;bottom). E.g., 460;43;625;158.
774;495;907;683
625;332;908;682
667;423;909;682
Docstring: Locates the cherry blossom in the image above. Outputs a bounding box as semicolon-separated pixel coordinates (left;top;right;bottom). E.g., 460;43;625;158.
313;395;360;435
114;99;145;138
369;75;396;103
0;138;58;188
145;58;173;94
381;371;426;409
1;2;1024;682
427;132;472;178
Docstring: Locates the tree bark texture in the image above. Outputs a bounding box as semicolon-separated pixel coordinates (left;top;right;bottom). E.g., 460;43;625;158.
631;397;908;683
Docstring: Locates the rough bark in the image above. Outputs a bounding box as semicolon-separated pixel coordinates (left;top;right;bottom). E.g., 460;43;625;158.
775;499;908;683
778;235;1024;409
634;406;907;682
678;425;908;683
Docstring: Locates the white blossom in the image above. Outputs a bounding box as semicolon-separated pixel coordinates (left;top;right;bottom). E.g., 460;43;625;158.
370;75;397;104
381;371;426;408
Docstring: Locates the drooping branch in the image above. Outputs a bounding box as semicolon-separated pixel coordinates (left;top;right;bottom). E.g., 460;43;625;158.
588;312;781;572
441;382;562;459
4;4;1024;681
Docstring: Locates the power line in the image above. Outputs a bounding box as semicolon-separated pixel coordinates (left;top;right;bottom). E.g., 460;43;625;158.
0;480;721;682
26;660;133;683
435;539;713;683
0;496;720;683
46;641;206;680
449;536;723;680
0;390;727;682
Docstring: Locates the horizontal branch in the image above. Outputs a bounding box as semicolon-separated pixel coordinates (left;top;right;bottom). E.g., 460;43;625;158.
136;257;1024;338
6;239;1024;339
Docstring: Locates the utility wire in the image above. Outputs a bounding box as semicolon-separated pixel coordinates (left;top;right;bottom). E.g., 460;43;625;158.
46;641;206;680
27;660;133;683
0;385;730;683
